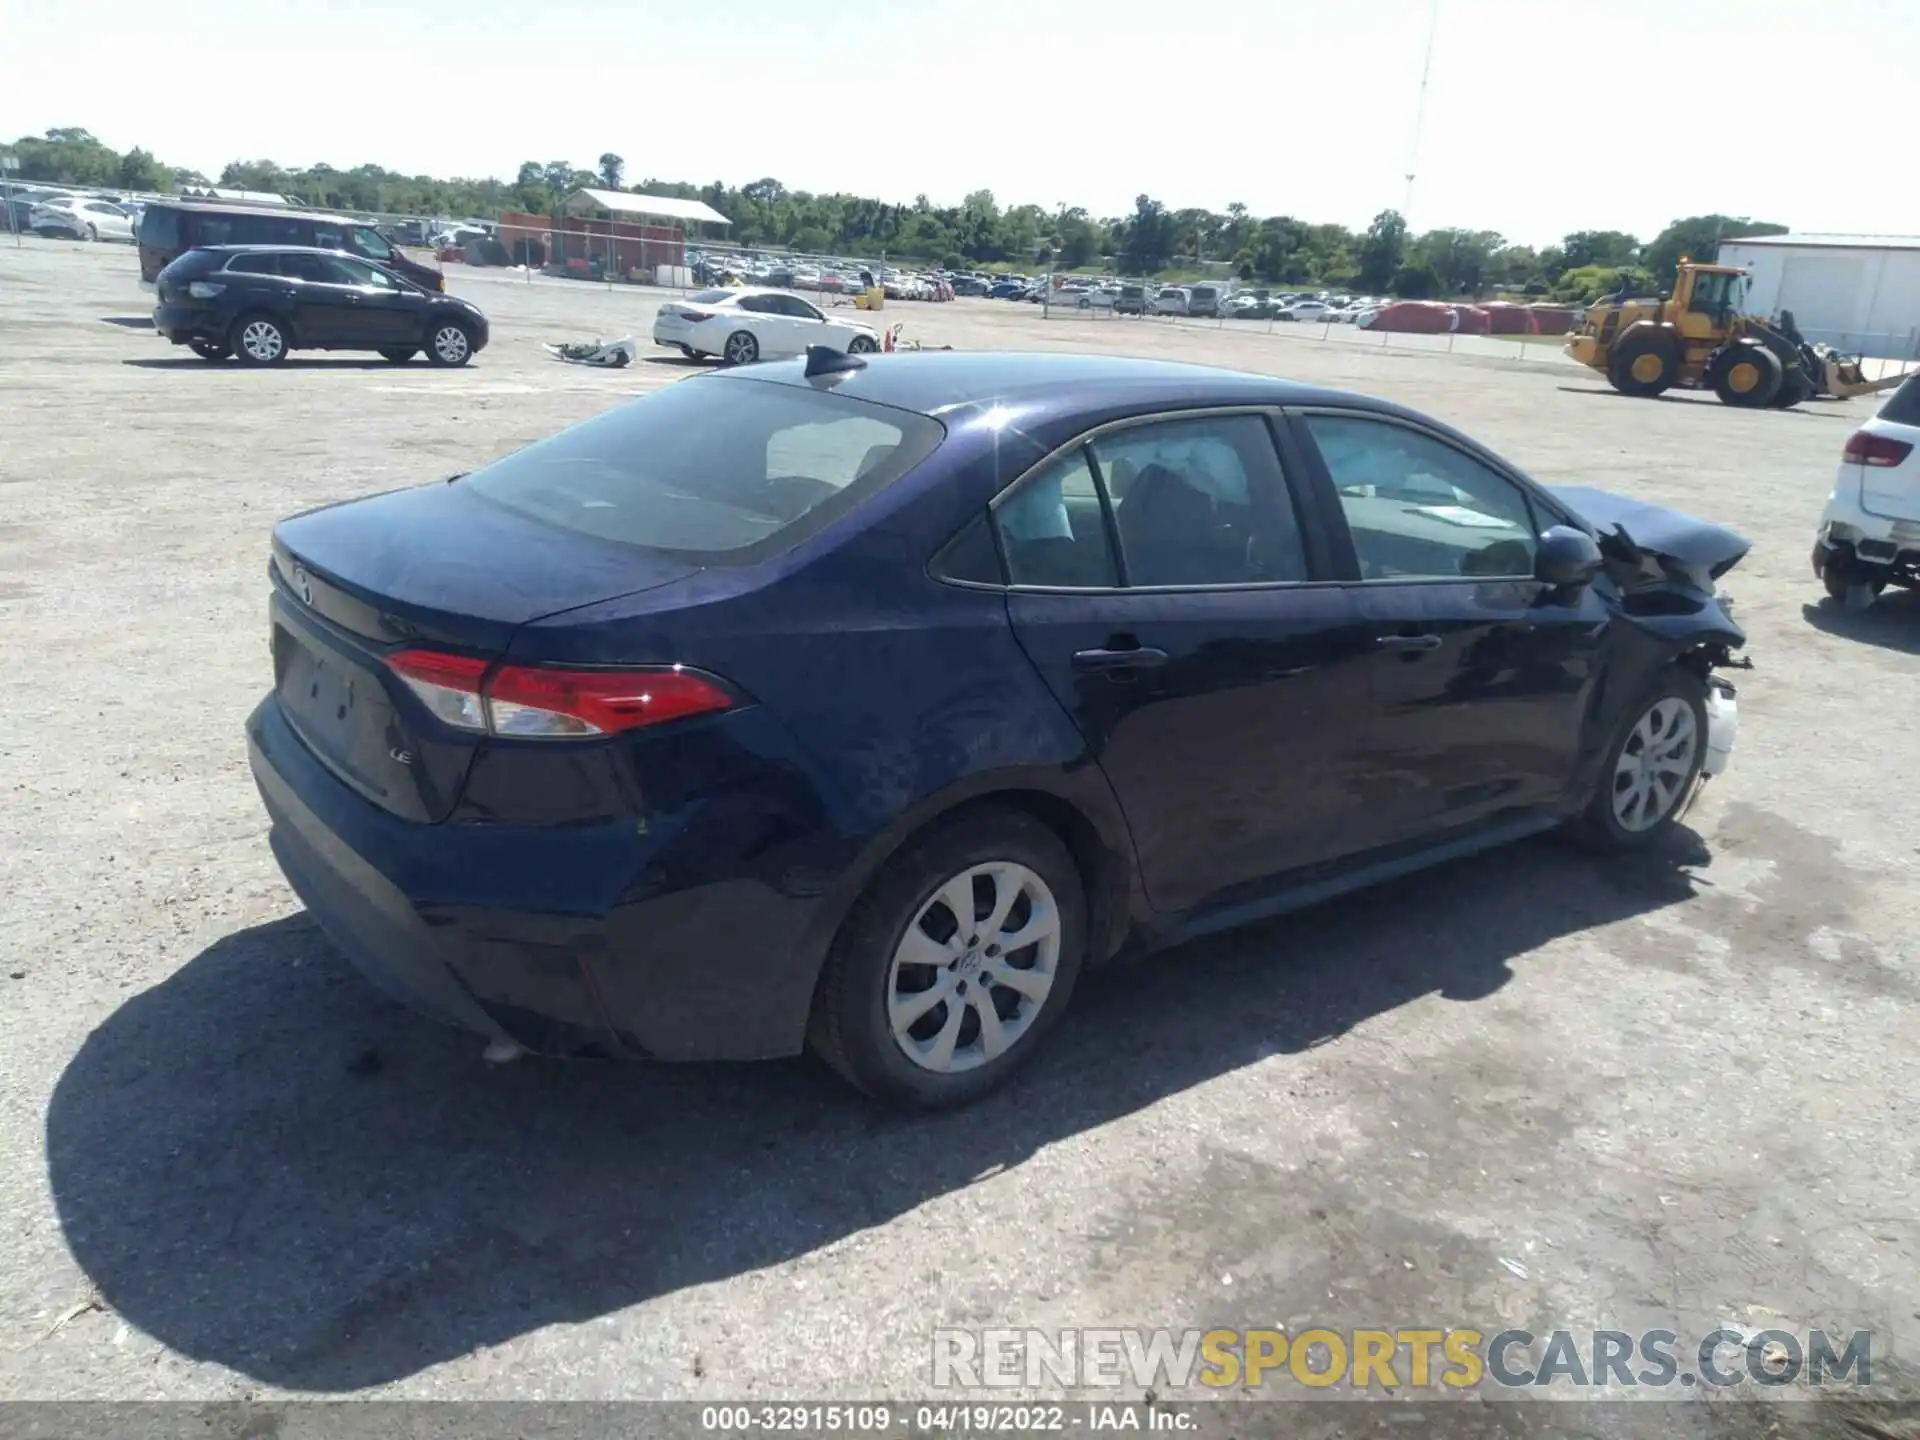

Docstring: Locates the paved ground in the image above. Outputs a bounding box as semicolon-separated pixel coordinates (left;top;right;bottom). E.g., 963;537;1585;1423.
1;242;1917;1430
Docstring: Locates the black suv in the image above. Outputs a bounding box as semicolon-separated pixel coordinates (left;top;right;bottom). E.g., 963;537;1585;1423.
152;247;490;366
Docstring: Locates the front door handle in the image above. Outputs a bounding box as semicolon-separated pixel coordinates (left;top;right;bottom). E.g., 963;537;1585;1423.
1374;633;1443;652
1073;646;1170;673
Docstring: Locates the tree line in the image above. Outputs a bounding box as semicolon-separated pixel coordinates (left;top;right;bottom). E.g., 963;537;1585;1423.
6;128;1787;303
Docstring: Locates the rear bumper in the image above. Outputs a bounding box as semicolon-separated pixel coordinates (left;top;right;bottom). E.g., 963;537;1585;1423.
152;301;222;344
1814;480;1920;581
246;694;831;1061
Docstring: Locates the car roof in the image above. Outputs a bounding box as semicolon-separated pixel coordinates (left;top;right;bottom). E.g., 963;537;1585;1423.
733;351;1399;421
157;200;363;224
194;244;378;255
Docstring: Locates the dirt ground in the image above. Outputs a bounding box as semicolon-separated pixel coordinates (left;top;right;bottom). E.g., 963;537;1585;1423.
1;241;1916;1432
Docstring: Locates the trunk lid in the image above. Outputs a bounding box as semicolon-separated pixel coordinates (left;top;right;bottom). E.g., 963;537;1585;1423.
270;481;698;820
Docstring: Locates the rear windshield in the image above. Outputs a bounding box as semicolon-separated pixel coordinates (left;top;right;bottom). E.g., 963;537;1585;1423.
1880;373;1920;428
463;376;945;563
139;205;181;250
685;288;733;304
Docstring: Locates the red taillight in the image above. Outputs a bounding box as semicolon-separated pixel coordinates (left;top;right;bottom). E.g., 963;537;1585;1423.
385;651;735;739
676;308;715;322
1843;430;1913;468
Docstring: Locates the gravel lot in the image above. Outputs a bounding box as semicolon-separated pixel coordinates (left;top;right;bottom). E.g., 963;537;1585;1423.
2;241;1916;1430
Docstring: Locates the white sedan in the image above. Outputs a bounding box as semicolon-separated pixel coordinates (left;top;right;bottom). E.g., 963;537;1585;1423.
30;196;134;242
1281;300;1334;323
652;287;881;365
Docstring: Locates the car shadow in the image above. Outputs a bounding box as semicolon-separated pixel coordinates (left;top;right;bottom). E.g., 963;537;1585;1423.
644;354;710;367
1802;590;1920;653
48;828;1709;1392
119;358;434;371
100;315;154;329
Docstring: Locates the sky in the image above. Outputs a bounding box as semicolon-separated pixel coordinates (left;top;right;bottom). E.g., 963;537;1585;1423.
3;0;1916;246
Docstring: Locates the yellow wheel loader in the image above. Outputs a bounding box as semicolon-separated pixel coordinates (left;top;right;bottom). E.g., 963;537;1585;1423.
1566;260;1909;410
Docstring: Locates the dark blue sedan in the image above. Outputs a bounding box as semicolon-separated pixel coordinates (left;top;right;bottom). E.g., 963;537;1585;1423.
247;351;1750;1106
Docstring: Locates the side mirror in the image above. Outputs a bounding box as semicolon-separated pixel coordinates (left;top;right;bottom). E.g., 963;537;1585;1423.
1535;525;1603;589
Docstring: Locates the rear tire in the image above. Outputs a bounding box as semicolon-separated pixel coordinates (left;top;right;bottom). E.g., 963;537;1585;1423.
1824;569;1885;609
808;806;1086;1108
678;343;700;359
188;339;230;361
1711;344;1782;407
722;329;760;365
230;314;289;366
1568;668;1709;852
1607;333;1680;397
379;346;417;363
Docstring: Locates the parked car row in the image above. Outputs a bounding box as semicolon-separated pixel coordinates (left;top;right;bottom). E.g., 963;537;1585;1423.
3;188;141;242
688;251;959;301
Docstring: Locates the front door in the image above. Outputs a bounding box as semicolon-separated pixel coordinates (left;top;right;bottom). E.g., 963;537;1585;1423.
1296;410;1607;843
999;412;1378;915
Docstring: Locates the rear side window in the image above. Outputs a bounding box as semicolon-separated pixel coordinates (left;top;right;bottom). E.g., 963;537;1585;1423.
463;377;944;562
224;254;282;275
139;206;181;250
1880;374;1920;428
1095;415;1309;586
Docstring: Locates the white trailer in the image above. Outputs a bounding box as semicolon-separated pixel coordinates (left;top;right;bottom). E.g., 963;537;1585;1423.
1717;233;1920;362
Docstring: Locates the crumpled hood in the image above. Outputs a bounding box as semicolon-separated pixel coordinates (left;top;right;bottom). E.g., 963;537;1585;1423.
1550;485;1752;578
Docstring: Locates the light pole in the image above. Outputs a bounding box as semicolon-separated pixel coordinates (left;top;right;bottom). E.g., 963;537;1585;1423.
0;151;20;248
1403;0;1439;228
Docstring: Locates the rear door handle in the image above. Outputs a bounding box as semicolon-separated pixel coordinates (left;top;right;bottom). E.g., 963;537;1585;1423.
1073;646;1170;672
1374;633;1443;652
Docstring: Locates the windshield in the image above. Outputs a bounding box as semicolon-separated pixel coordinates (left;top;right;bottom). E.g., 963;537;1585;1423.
462;377;944;563
1688;270;1745;313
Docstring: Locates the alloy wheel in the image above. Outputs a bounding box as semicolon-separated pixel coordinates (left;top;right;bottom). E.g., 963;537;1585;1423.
240;321;284;363
725;332;758;364
433;326;470;364
1612;698;1698;831
886;862;1061;1074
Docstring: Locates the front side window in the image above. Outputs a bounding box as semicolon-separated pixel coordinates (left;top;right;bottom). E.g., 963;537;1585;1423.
1095;415;1309;586
224;254;282;275
995;450;1119;588
1306;414;1538;580
463;376;943;561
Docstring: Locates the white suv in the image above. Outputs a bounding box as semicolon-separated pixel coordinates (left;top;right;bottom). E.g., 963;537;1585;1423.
1813;373;1920;607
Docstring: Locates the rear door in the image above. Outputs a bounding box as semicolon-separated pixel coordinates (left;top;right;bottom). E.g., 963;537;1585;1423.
999;410;1377;915
733;293;799;355
276;253;355;344
1293;409;1607;844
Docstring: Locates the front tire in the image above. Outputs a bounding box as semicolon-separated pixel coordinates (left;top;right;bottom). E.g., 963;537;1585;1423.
426;322;474;367
722;330;760;365
230;314;289;366
1570;668;1709;852
1711;344;1782;407
847;334;878;354
808;806;1086;1108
